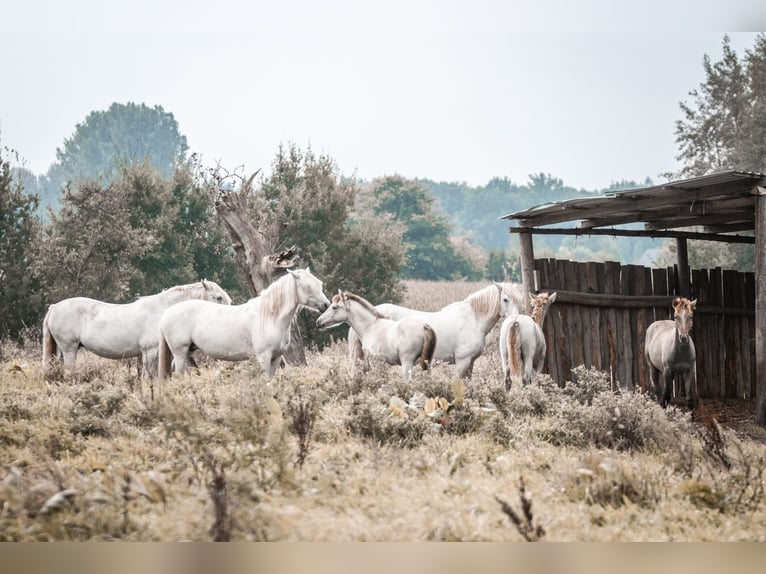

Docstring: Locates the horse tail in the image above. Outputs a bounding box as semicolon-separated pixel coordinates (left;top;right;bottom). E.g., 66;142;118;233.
42;307;57;376
419;324;437;370
158;330;173;380
506;320;522;390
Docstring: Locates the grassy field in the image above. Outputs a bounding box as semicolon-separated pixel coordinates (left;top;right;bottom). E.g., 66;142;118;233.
1;280;765;541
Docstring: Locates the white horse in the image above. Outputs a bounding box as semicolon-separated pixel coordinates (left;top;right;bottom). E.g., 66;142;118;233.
499;292;557;390
317;291;437;379
348;282;524;379
645;297;698;409
158;268;330;380
42;280;232;378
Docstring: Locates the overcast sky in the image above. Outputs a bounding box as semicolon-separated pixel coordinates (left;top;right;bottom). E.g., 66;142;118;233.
1;1;764;191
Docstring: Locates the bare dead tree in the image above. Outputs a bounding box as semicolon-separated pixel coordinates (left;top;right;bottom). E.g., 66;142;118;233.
212;169;307;365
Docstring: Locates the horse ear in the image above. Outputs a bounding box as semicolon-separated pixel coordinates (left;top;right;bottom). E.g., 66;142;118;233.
201;279;209;289
690;299;697;309
548;292;557;304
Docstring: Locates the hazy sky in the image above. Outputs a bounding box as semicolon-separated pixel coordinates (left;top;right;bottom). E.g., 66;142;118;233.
1;1;764;191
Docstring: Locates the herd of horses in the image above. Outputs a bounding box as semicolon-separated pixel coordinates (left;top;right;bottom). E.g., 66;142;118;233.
40;268;698;409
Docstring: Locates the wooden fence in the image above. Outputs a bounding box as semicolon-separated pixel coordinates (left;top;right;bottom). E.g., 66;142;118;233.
533;259;756;400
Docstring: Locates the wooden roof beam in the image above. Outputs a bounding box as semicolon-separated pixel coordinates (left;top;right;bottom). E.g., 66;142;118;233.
506;225;755;244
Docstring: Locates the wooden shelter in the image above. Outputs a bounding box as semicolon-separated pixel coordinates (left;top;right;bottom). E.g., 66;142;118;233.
500;170;766;425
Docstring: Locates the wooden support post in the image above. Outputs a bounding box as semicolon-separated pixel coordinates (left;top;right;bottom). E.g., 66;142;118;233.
676;237;691;297
755;193;766;426
519;231;535;313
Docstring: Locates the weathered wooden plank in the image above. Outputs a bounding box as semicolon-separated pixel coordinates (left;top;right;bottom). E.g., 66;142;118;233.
692;269;712;399
710;267;725;400
604;261;623;390
621;265;636;390
723;270;743;399
745;272;757;399
634;265;653;394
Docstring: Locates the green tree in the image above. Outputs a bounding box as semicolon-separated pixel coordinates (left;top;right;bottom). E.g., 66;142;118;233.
367;175;481;280
212;144;406;349
675;35;749;176
34;161;240;304
41;102;189;211
672;34;766;270
0;145;42;339
675;34;766;176
253;144;406;305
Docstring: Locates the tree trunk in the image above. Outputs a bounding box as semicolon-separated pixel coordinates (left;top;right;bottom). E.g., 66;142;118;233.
214;174;307;365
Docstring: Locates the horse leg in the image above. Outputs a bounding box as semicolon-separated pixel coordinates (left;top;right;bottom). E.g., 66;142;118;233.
348;329;365;374
142;349;159;379
455;356;475;380
266;355;283;379
172;346;191;375
684;368;698;410
661;368;673;409
59;344;79;369
648;364;662;405
522;356;535;387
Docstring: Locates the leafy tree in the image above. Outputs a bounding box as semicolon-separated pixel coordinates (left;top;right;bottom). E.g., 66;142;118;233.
671;34;766;270
485;248;521;282
41;102;189;211
34;161;240;304
0;145;42;339
367;175;481;280
211;144;407;349
675;34;766;176
252;144;406;305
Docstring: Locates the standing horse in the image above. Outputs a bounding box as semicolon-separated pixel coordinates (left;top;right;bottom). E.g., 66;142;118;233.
317;291;437;379
499;292;557;390
42;280;232;378
645;297;698;409
347;282;524;379
158;268;330;380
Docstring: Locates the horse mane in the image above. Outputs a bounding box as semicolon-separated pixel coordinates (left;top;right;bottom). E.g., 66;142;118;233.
257;273;299;322
466;284;502;318
340;291;385;319
139;282;205;302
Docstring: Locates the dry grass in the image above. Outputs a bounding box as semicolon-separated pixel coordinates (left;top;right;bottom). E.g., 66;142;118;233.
1;280;765;541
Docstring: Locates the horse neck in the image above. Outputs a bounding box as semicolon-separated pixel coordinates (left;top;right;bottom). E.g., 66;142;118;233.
343;299;380;336
531;305;548;326
466;285;502;329
149;284;204;307
258;275;301;326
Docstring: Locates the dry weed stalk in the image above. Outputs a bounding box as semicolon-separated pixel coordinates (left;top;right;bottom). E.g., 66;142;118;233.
202;454;231;542
288;395;316;468
495;477;546;542
695;400;730;469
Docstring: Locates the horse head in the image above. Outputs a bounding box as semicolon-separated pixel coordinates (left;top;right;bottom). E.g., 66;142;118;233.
316;290;349;329
288;268;331;313
494;282;524;317
529;291;557;326
672;297;697;344
201;280;233;305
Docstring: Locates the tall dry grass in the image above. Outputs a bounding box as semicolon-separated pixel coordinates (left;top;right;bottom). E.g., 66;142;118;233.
0;281;765;541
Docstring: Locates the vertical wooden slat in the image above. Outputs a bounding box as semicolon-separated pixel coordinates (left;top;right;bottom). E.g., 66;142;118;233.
710;267;725;399
605;261;623;389
745;272;757;399
756;192;766;427
621;265;635;391
723;270;742;398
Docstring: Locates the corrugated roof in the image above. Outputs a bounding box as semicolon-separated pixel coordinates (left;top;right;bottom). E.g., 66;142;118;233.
501;170;766;237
